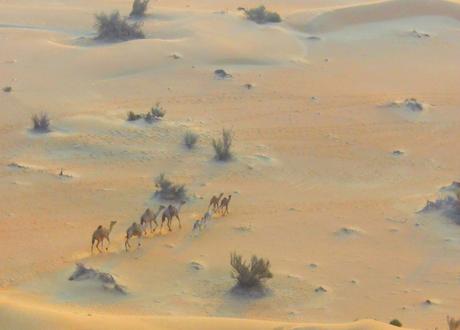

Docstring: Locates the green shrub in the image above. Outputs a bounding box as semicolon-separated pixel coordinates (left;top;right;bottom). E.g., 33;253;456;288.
213;129;233;161
31;113;50;133
130;0;149;17
243;6;281;24
94;11;144;41
154;173;187;201
230;252;273;289
389;319;402;327
184;130;199;149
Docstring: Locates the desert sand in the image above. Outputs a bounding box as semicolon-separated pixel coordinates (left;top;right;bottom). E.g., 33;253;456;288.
2;0;460;329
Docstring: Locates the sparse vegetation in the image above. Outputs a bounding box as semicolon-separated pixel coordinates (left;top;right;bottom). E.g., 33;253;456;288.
213;129;233;161
230;252;273;289
447;316;460;330
184;130;199;149
145;103;165;123
389;319;402;327
127;111;143;121
126;104;165;123
94;11;145;41
154;173;187;201
241;5;281;24
31;113;50;133
130;0;150;18
3;86;12;93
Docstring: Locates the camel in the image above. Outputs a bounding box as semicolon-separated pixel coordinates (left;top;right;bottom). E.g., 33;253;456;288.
208;193;223;211
125;222;143;251
219;194;232;216
160;200;186;232
140;205;165;234
91;221;117;253
193;209;213;232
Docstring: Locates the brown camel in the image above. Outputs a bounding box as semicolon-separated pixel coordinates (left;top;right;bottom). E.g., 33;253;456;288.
219;194;232;216
140;205;165;234
160;200;186;232
91;221;117;253
125;222;143;251
208;193;223;211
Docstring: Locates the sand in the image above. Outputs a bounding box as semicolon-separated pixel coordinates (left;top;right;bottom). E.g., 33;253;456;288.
1;0;460;329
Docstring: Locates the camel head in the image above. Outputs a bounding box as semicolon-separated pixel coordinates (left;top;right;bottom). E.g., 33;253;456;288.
219;193;224;199
179;200;186;205
110;220;117;226
158;205;166;211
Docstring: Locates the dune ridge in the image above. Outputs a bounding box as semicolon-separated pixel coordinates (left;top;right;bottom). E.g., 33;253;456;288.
0;293;404;330
301;0;460;33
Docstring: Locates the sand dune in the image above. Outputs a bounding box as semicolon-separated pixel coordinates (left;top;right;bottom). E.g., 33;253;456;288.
300;0;460;33
0;293;403;330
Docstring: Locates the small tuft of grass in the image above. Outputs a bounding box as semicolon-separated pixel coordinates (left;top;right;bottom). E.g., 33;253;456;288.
213;129;233;161
230;252;273;290
184;130;199;149
94;11;145;42
242;5;281;24
3;86;12;93
389;319;402;327
130;0;150;18
31;113;50;133
127;111;143;121
154;173;187;201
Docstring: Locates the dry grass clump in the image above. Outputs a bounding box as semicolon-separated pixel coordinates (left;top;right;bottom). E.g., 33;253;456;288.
230;252;273;290
130;0;149;18
94;11;144;41
241;6;281;24
213;129;233;161
184;130;199;149
154;173;187;201
3;86;12;93
448;316;460;330
126;103;165;123
31;113;50;133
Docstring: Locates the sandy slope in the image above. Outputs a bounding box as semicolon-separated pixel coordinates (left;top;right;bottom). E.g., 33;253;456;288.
2;0;460;329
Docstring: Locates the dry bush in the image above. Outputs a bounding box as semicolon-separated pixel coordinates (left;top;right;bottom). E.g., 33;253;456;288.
127;111;143;121
243;6;281;24
94;11;144;41
31;113;50;133
230;252;273;289
213;129;233;161
3;86;12;93
130;0;150;17
145;103;165;123
389;319;402;327
448;316;460;330
154;173;187;201
184;130;199;149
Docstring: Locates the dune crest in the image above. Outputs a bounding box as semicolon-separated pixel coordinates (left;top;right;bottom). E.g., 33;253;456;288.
301;0;460;33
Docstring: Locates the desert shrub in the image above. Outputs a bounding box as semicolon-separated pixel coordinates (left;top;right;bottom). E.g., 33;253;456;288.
389;319;402;327
145;103;165;123
184;130;199;149
130;0;150;17
94;11;145;41
127;111;143;121
243;6;281;24
447;316;460;330
230;252;273;289
213;129;233;161
31;113;50;132
154;173;187;201
3;86;12;93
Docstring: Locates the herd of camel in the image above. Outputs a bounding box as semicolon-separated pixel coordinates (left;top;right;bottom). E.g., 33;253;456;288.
91;193;232;253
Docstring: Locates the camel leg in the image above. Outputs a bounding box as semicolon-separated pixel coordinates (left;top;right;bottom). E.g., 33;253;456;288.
96;240;102;253
125;238;130;251
105;237;110;251
176;214;182;229
152;219;158;233
91;239;95;254
167;218;172;231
